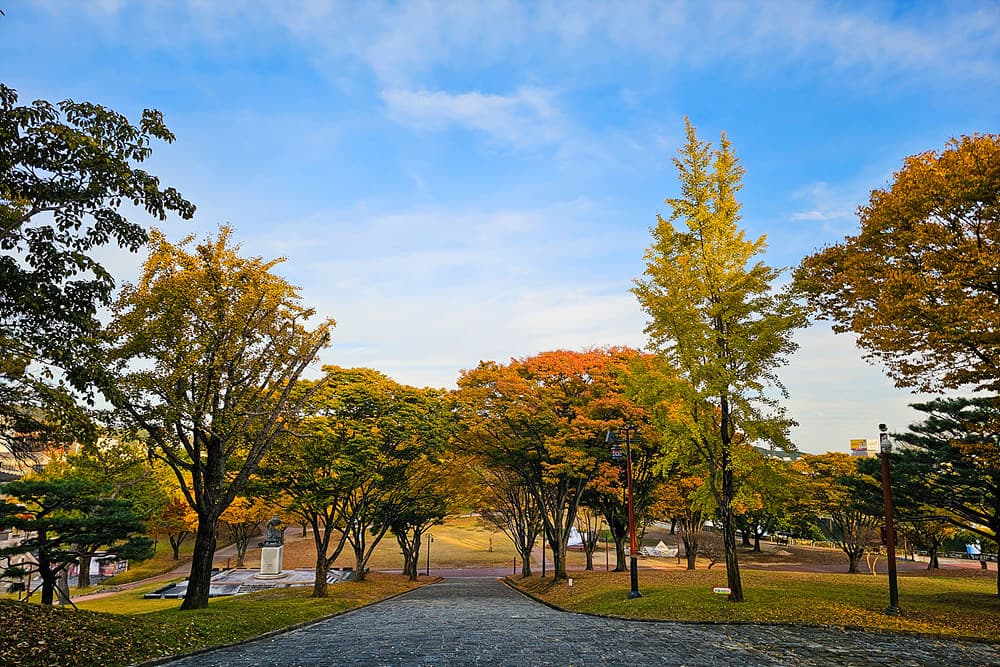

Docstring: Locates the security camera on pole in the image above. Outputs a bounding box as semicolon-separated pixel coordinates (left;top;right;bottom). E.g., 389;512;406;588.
606;427;642;599
878;424;901;616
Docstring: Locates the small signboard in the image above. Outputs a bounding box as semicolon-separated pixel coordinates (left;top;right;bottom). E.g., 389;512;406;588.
850;439;868;456
712;587;731;595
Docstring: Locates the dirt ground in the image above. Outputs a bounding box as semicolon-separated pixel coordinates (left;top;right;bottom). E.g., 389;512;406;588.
228;520;992;581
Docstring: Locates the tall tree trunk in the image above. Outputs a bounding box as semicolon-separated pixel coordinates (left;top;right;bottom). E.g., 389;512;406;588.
353;541;366;582
551;541;567;580
613;534;627;572
37;531;56;606
181;517;218;610
927;547;939;570
720;395;744;602
77;553;92;589
520;549;533;578
683;536;697;570
313;547;329;598
848;552;861;574
399;530;421;582
58;568;71;604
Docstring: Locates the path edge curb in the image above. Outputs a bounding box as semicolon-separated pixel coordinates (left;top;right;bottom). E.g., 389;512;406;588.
500;577;1000;646
131;577;443;667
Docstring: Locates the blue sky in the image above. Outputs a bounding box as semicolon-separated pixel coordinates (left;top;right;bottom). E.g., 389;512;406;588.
4;1;998;453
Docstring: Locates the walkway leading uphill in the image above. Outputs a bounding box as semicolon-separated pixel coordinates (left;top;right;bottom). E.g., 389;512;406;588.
162;577;1000;667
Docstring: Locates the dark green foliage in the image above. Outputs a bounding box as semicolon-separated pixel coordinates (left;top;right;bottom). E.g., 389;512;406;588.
0;477;154;605
0;84;194;461
874;397;1000;594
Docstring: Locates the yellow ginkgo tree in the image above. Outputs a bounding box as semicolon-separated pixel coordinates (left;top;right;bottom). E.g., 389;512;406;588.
633;119;805;601
220;495;274;568
103;226;333;610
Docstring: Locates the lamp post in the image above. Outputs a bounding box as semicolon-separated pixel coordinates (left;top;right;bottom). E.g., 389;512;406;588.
425;534;434;577
541;535;546;577
878;424;901;616
607;427;642;599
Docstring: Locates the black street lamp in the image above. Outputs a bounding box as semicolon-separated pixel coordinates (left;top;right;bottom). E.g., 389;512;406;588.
425;534;434;577
607;427;642;599
878;424;901;616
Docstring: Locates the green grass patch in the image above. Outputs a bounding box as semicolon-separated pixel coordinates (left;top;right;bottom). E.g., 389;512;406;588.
1;573;423;666
102;540;194;585
511;569;1000;641
75;580;187;614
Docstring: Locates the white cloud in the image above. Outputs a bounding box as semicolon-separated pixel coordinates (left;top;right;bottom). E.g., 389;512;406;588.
789;210;847;222
787;181;859;235
783;323;941;454
381;87;564;148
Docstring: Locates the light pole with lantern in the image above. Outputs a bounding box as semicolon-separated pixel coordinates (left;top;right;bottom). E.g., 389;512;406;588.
606;427;642;599
878;424;901;616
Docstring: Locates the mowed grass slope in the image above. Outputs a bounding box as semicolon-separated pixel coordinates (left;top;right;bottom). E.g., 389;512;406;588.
6;518;998;666
513;567;1000;641
1;573;423;667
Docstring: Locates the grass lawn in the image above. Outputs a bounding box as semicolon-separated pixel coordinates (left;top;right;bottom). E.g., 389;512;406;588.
1;573;424;667
511;568;1000;641
102;539;200;586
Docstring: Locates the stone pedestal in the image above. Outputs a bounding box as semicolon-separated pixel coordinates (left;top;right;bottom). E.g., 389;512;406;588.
256;545;286;580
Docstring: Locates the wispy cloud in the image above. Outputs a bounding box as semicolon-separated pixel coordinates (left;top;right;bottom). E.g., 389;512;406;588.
787;181;858;232
381;87;564;148
35;2;999;90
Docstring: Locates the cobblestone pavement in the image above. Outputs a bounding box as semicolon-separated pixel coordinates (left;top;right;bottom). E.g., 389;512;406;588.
163;577;1000;667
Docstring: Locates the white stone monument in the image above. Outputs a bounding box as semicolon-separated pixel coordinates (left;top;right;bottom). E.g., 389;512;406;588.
256;515;287;580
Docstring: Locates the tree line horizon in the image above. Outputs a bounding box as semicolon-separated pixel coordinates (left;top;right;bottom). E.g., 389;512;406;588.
1;84;997;609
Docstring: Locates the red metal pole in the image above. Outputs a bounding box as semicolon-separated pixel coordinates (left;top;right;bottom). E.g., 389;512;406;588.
625;428;642;599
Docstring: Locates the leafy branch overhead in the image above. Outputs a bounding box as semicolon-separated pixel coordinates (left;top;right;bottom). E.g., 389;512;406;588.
0;85;194;463
796;134;1000;393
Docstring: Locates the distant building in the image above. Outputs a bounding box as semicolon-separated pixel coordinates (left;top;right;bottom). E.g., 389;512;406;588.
752;445;800;462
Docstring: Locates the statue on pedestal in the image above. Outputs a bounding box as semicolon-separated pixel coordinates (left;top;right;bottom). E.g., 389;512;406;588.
264;515;283;546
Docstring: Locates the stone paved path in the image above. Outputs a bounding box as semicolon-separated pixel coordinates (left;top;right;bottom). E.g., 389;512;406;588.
163;577;1000;666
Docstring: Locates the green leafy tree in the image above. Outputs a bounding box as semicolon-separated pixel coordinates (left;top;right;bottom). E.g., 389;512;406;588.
386;454;468;581
794;452;882;574
733;450;799;553
42;437;168;587
256;403;355;597
633;120;804;601
334;376;446;582
0;477;153;604
477;467;543;578
262;368;442;588
103;227;333;609
897;517;955;570
0;85;194;462
886;397;1000;594
795;134;1000;393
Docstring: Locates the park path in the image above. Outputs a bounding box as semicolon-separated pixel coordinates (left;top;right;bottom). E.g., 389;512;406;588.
161;577;1000;667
